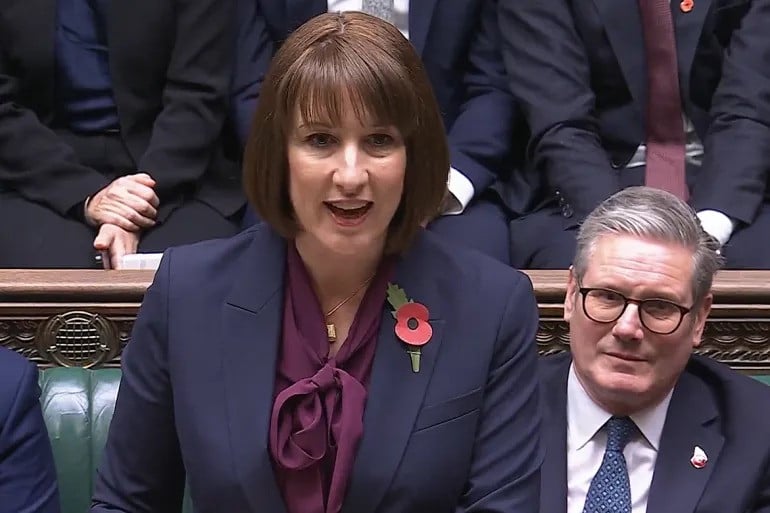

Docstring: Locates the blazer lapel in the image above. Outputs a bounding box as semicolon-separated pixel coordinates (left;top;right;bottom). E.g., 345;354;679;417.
646;371;724;513
286;0;326;34
407;0;438;56
593;0;646;111
673;0;712;103
540;356;570;513
221;227;288;513
341;232;446;513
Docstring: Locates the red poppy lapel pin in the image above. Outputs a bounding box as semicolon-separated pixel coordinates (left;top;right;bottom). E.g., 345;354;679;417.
690;446;708;469
386;283;433;373
680;0;694;12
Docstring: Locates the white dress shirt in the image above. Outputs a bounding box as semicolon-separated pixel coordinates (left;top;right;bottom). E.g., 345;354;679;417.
567;364;673;513
327;0;475;215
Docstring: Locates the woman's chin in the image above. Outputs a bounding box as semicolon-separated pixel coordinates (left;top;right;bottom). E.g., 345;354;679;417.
295;219;389;257
318;229;386;256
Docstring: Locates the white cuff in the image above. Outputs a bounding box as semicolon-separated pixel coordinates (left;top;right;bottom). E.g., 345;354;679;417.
696;210;737;246
442;167;475;215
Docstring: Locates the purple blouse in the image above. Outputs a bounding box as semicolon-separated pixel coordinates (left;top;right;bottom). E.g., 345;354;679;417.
269;245;394;513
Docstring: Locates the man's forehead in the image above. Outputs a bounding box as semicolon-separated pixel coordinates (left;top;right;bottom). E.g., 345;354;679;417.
583;235;695;295
590;234;692;262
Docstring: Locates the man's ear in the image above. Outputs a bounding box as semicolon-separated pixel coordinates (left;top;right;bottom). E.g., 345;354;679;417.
691;293;712;348
564;266;578;322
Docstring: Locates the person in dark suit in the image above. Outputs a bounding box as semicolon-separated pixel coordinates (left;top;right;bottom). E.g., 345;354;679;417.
233;0;519;264
0;0;245;269
90;13;543;513
0;347;60;513
498;0;770;269
540;186;770;513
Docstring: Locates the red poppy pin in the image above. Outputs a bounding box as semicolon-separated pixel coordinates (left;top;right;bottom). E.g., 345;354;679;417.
386;283;432;373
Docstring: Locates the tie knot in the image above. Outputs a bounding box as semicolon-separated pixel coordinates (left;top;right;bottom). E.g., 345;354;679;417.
605;416;635;452
309;363;339;391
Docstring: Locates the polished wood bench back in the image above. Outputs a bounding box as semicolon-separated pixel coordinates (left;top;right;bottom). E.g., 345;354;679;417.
2;269;769;371
0;270;149;368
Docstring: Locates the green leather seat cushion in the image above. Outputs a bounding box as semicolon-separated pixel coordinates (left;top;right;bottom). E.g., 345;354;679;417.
40;368;192;513
37;367;770;513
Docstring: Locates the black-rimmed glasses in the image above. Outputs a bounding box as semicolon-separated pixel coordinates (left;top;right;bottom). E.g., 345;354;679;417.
578;286;692;335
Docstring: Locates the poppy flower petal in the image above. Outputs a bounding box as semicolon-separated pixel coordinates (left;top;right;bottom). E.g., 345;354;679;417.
395;317;433;346
396;302;429;322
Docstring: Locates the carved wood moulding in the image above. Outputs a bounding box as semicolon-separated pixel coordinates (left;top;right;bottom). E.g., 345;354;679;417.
537;318;770;372
0;312;132;368
2;269;770;370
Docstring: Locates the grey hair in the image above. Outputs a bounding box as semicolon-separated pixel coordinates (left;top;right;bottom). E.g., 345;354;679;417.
572;186;724;306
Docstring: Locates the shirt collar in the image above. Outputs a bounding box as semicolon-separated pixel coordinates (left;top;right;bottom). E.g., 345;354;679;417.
567;363;674;451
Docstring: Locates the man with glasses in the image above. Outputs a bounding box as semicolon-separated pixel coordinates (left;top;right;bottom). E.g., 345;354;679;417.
539;186;770;513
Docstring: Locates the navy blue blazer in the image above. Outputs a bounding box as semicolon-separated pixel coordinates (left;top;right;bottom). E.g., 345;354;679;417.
91;225;543;513
0;347;60;513
539;352;770;513
231;0;516;198
499;0;770;224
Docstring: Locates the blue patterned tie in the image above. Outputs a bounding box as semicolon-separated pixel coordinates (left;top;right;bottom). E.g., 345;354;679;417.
582;416;635;513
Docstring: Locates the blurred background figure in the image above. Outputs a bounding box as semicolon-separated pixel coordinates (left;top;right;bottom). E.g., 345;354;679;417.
0;0;245;269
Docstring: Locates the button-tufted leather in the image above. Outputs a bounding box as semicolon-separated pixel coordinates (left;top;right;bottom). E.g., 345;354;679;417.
39;368;193;513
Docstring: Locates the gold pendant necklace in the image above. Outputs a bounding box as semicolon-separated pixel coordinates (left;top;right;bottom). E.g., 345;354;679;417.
324;273;376;342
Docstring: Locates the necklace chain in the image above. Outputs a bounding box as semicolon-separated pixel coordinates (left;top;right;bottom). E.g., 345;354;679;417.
324;274;376;318
324;273;376;342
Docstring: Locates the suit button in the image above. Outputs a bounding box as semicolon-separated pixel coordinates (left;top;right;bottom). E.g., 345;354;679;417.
562;204;574;218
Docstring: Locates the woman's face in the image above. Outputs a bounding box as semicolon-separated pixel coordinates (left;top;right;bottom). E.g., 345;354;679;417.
287;100;406;258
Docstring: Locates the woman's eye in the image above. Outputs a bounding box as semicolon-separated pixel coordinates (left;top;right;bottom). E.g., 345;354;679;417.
367;134;394;147
307;133;335;147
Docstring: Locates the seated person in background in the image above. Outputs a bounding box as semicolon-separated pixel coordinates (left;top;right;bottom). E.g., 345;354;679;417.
540;186;770;513
499;0;770;269
0;346;60;513
0;0;245;269
91;13;543;513
233;0;519;264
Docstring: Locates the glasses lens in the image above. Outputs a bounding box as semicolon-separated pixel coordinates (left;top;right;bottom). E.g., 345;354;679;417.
583;289;626;322
640;300;682;334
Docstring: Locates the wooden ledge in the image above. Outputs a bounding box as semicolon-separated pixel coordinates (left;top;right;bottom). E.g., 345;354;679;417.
3;269;766;302
524;269;770;303
1;269;770;370
0;270;152;301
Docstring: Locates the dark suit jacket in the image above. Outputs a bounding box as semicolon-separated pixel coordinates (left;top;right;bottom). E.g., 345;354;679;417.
232;0;517;200
91;225;543;513
499;0;770;224
0;0;244;221
0;347;60;513
540;352;770;513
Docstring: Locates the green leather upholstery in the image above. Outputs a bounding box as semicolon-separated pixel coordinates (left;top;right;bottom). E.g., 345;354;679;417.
39;368;193;513
35;367;770;513
39;368;120;513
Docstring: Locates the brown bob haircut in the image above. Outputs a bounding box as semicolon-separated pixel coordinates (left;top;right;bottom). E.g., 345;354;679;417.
243;11;449;254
